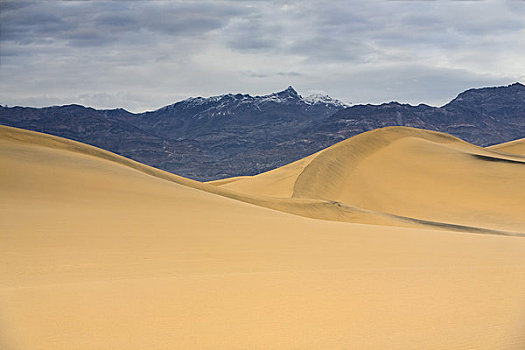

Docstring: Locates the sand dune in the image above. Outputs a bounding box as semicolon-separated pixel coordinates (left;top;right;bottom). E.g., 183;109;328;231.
1;125;525;349
212;127;525;233
489;137;525;156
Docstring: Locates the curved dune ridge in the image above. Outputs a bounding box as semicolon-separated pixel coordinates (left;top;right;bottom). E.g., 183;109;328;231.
211;126;525;234
1;124;525;349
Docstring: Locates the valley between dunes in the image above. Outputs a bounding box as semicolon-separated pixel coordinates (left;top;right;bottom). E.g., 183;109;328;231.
1;124;525;349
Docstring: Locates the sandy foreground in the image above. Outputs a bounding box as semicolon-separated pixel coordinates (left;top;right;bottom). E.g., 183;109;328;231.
1;125;525;349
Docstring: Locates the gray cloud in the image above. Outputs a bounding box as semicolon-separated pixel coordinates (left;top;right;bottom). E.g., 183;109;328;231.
243;71;302;78
1;0;524;112
1;0;246;47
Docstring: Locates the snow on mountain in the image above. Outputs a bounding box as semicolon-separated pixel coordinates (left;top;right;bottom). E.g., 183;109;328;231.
162;86;348;111
303;93;350;108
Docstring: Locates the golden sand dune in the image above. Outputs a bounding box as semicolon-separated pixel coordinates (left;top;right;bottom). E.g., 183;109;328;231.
212;127;525;233
1;125;525;349
489;137;525;156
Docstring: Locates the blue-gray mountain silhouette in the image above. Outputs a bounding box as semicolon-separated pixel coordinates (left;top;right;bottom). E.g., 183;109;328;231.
1;83;524;181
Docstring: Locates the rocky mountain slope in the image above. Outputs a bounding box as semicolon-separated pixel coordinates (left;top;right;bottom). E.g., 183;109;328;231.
1;83;524;180
308;83;525;150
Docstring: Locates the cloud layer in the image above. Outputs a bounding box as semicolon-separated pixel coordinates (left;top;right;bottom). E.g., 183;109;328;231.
1;0;524;112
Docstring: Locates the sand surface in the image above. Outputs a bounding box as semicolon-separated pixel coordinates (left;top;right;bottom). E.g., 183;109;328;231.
212;127;525;233
489;137;525;156
1;125;525;349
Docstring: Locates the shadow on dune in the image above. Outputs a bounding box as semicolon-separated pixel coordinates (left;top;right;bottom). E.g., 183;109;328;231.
471;154;525;164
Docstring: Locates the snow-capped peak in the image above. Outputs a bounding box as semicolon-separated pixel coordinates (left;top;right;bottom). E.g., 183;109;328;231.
303;93;350;108
249;86;300;105
161;87;349;111
277;86;300;97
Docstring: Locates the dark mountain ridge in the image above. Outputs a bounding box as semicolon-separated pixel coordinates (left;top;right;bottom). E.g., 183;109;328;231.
1;82;524;180
308;82;525;149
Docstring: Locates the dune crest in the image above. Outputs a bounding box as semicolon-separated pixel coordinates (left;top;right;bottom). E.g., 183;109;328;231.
212;126;525;234
5;125;523;234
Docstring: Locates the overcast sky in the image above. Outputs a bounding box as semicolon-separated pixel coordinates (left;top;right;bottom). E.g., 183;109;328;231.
1;0;524;112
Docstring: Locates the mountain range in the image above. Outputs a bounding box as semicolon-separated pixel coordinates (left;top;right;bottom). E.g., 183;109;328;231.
1;82;524;180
